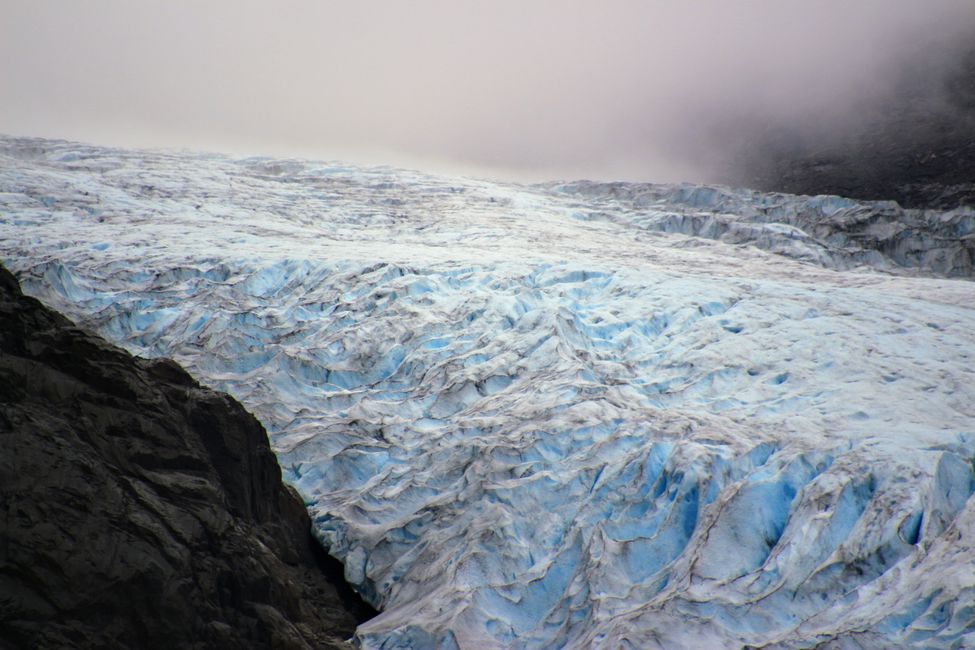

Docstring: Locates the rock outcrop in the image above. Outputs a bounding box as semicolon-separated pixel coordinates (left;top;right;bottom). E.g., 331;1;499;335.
0;264;374;649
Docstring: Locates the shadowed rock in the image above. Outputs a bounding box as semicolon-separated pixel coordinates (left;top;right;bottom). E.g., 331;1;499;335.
0;264;374;649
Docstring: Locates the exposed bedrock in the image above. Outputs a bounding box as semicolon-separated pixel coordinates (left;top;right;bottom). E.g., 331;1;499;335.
0;264;374;649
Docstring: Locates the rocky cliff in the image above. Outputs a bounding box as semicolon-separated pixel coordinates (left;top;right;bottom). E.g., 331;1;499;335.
0;264;374;649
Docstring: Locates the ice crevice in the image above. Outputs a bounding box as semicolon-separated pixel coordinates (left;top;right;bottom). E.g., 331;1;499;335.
2;138;975;648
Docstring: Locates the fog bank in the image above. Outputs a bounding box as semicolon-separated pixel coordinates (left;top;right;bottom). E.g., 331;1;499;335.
2;1;974;183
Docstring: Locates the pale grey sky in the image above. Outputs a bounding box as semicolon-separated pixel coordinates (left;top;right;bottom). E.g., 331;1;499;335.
2;1;974;182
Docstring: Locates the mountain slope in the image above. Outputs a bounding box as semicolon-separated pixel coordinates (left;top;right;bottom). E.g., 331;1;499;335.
718;39;975;209
0;263;373;649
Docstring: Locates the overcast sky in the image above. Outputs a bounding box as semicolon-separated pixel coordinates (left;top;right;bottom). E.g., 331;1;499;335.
2;1;974;182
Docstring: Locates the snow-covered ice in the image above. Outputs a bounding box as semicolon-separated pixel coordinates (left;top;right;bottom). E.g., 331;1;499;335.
2;136;974;648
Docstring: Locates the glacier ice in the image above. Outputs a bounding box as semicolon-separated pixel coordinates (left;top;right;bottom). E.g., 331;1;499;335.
2;136;975;648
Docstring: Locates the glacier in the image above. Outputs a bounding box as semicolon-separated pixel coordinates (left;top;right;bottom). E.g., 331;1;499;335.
2;136;975;648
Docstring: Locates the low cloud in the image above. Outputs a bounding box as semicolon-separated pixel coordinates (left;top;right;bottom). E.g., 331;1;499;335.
2;1;973;183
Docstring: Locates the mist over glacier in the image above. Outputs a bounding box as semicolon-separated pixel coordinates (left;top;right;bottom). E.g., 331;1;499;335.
2;137;975;648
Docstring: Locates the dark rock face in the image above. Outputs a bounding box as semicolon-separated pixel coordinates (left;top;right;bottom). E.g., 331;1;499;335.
0;264;374;649
718;39;975;210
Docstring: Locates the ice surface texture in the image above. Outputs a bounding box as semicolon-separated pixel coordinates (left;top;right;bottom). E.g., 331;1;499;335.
2;137;975;648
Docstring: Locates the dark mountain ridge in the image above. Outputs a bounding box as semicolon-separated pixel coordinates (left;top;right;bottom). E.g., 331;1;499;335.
718;37;975;209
